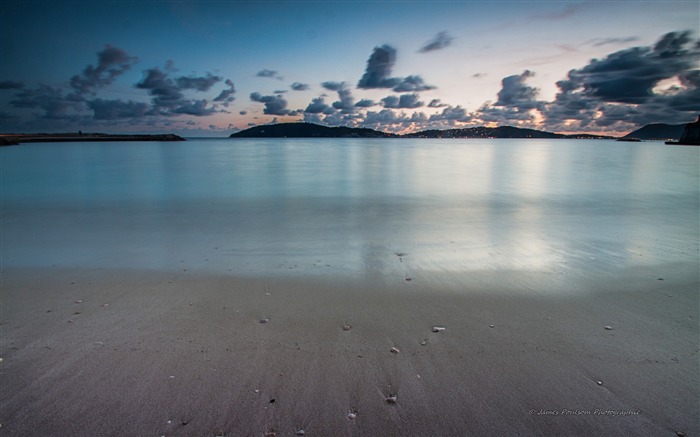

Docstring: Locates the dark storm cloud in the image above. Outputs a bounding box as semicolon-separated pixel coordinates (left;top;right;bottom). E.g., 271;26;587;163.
0;80;24;90
304;97;329;114
392;75;436;92
381;93;423;109
87;98;149;120
428;99;448;108
357;45;401;89
543;30;700;131
418;31;454;53
176;73;222;92
250;92;298;116
291;82;310;91
495;70;542;110
70;45;138;95
213;79;236;104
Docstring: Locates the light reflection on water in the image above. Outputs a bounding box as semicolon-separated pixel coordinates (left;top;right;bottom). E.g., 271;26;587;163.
1;138;698;281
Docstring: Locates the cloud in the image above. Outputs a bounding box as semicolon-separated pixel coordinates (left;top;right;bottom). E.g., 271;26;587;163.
87;98;149;120
321;81;345;91
543;30;700;131
428;99;448;108
495;70;542;110
356;45;436;92
173;99;218;116
320;82;356;113
530;4;582;20
304;97;330;114
357;45;401;89
588;36;640;47
136;68;185;109
213;79;236;104
70;45;138;94
392;75;436;92
0;80;24;90
176;73;222;92
10;84;85;119
429;105;472;123
291;82;309;91
250;92;298;116
381;93;424;109
354;99;376;108
256;69;282;80
418;31;454;53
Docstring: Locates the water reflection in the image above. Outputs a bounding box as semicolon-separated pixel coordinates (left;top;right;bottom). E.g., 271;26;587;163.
1;139;698;280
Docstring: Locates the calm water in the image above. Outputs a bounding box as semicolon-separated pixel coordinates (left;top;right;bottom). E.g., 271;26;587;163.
2;138;698;281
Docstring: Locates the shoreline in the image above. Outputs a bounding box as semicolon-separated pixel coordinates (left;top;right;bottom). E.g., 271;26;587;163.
1;265;697;436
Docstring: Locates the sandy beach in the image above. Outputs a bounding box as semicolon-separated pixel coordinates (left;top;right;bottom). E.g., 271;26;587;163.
1;262;697;436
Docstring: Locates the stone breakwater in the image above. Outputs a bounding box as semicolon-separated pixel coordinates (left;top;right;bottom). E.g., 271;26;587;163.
0;133;186;146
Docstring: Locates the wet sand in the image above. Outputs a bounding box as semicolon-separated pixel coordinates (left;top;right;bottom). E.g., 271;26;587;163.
1;264;697;436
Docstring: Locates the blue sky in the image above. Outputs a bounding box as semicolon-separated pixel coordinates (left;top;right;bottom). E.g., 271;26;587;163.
1;1;698;136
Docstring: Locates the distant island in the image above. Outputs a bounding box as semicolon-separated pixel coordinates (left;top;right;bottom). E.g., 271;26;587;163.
230;122;616;140
0;132;186;146
622;123;686;141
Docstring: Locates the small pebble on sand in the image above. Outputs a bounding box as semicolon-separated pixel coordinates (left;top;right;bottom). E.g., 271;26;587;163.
295;430;305;436
489;324;495;328
420;340;427;346
604;325;613;330
386;394;398;403
390;347;400;354
432;326;445;332
596;380;603;385
74;300;82;304
343;324;352;331
260;318;270;324
347;411;357;420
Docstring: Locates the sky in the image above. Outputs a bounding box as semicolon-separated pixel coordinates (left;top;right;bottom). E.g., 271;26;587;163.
0;1;698;136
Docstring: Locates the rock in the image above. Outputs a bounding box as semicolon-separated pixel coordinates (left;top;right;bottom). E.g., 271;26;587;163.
432;326;446;332
295;430;305;436
74;300;82;304
604;326;613;330
489;324;495;328
386;394;398;403
343;324;352;331
596;381;603;385
390;347;400;354
420;340;427;346
347;411;357;420
260;318;270;324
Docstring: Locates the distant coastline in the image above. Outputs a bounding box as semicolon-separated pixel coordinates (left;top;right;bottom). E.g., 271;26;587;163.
0;133;186;146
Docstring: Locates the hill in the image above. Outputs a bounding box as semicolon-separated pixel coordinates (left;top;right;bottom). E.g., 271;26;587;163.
229;123;395;138
406;125;566;139
623;123;685;140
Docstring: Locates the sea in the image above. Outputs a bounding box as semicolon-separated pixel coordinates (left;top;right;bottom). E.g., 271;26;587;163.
1;138;698;283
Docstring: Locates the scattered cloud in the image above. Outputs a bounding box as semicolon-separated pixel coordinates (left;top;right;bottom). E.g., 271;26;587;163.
250;91;298;115
392;75;436;92
213;79;236;105
176;73;222;92
256;69;283;80
428;99;448;108
291;82;309;91
354;99;376;108
418;31;454;53
357;45;401;89
87;98;149;120
304;97;330;113
70;45;138;95
381;93;424;109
